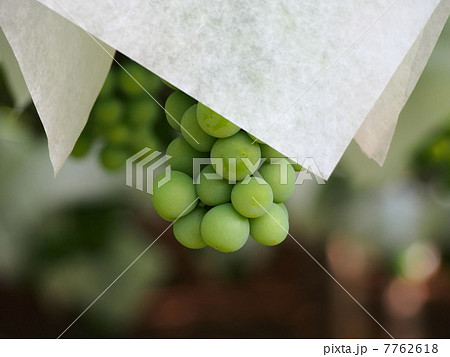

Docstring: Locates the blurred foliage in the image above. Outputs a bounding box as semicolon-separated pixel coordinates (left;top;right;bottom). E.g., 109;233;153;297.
71;54;176;170
412;123;450;190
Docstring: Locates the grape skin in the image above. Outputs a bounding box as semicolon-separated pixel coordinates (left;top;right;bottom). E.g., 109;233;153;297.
86;59;296;251
160;78;177;90
201;203;249;252
261;144;302;172
166;136;208;177
72;59;172;172
128;129;162;153
181;104;217;152
197;103;240;138
258;158;296;203
105;123;130;145
196;165;233;206
100;145;129;170
250;204;289;246
277;202;288;216
247;132;264;144
118;62;161;96
231;177;273;218
165;91;197;131
151;171;197;221
173;207;207;249
92;99;124;131
128;99;160;127
210;131;261;181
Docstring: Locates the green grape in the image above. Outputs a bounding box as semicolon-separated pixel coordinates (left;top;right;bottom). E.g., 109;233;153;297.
247;132;264;144
91;99;124;130
173;207;207;249
100;145;129;170
129;129;162;153
165;91;197;131
260;144;302;172
289;161;303;172
277;202;288;215
160;78;177;90
196;165;233;206
71;133;92;158
259;158;296;203
201;203;249;252
151;171;197;221
128;99;160;127
197;103;240;138
166;136;208;176
119;62;161;97
260;144;281;160
231;177;273;218
153;114;176;144
181;104;216;152
105;123;130;145
250;203;289;246
210;131;261;181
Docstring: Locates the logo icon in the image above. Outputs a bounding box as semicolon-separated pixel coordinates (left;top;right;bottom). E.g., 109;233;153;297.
126;148;171;194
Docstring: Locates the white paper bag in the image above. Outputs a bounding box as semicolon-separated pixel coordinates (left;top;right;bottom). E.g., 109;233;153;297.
1;0;449;178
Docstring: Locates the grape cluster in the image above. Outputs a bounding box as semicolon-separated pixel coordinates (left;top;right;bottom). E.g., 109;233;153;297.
71;59;174;169
153;92;301;252
71;57;299;252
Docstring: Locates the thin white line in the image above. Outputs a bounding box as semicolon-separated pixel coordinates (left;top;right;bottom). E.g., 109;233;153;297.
57;197;199;339
252;0;400;144
51;0;200;145
251;197;395;339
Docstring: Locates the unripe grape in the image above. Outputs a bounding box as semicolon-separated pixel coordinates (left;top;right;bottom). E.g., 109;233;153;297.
201;203;249;252
259;158;296;203
173;207;207;249
231;177;273;218
119;62;161;97
160;78;177;90
277;202;288;215
260;144;302;172
100;145;128;170
181;104;216;152
290;161;303;173
196;165;232;206
260;144;281;160
197;103;240;138
210;131;261;181
250;203;289;246
247;132;264;144
151;171;197;221
128;99;160;127
92;99;124;130
166;136;208;176
105;123;130;145
129;130;162;153
165;91;197;131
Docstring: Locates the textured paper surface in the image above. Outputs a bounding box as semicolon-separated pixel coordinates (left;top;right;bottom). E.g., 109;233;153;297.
0;0;114;174
354;0;450;164
2;0;450;178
